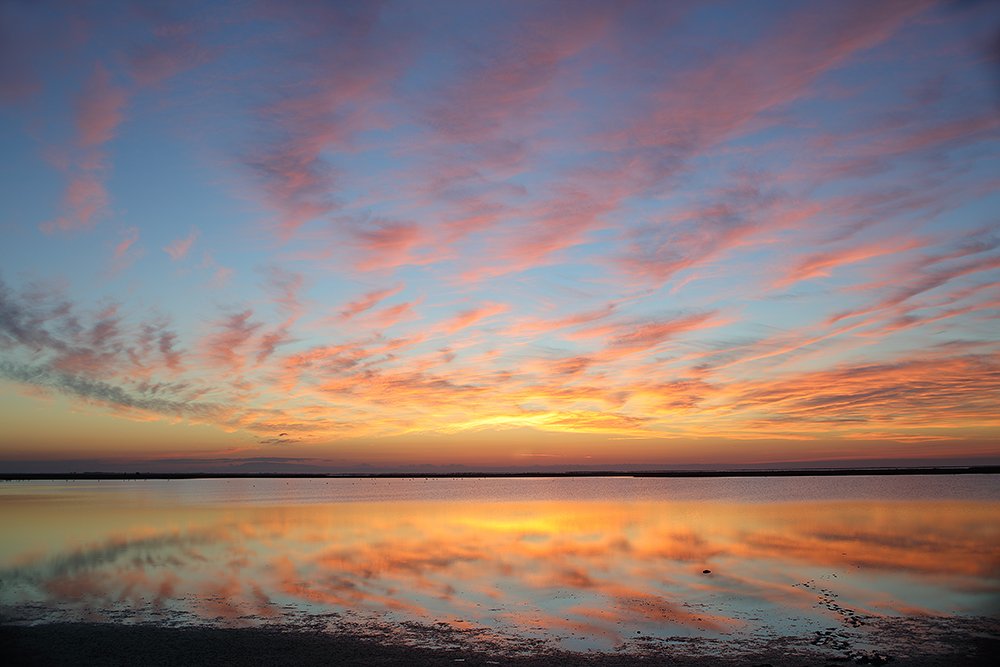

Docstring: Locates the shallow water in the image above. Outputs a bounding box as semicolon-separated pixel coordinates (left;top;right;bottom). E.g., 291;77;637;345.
1;476;998;656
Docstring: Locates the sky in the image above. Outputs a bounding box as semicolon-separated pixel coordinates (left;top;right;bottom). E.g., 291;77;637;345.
1;0;999;473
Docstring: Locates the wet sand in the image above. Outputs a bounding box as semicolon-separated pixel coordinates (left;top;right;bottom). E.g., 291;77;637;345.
2;614;997;667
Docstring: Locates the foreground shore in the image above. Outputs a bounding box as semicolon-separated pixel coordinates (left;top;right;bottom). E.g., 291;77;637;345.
3;618;998;667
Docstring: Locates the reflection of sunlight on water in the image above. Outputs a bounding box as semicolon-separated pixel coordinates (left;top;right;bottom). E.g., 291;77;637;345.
1;477;998;653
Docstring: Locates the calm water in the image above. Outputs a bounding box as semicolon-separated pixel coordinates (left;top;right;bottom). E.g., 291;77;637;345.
1;476;998;654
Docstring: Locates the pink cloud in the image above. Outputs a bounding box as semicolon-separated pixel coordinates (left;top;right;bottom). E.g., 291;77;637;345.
371;299;421;329
75;63;128;149
602;312;720;356
451;183;624;283
826;239;1000;326
207;266;234;290
445;302;510;334
238;7;411;239
253;266;309;366
39;62;129;235
772;234;928;290
204;310;261;372
195;251;235;290
615;179;812;286
339;285;403;321
100;227;145;279
259;264;307;317
350;219;423;271
127;8;220;86
503;304;618;340
40;171;110;234
420;2;617;142
822;113;1000;167
158;330;182;371
112;228;138;261
609;1;932;155
163;227;200;261
439;1;944;285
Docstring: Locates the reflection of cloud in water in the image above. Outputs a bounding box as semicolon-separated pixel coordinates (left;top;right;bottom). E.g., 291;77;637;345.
1;499;998;649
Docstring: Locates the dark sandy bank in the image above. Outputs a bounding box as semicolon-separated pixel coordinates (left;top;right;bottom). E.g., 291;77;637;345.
3;622;997;667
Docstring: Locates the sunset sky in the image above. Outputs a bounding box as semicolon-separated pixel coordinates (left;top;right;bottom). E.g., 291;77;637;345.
2;0;999;472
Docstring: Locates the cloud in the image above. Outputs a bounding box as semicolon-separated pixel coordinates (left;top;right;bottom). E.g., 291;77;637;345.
719;352;1000;438
75;63;128;149
0;275;242;427
39;170;111;235
772;234;928;290
198;252;235;290
163;227;200;261
101;227;145;278
0;359;220;421
4;1;1000;456
39;63;129;235
445;302;509;334
608;0;932;155
203;310;262;372
825;231;1000;326
0;276;72;354
237;5;411;238
127;7;220;86
505;304;618;339
349;218;423;271
419;1;617;142
339;285;403;321
615;177;799;285
157;329;182;371
602;311;720;357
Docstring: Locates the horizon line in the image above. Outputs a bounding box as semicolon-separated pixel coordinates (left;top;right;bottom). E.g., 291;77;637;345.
4;465;999;481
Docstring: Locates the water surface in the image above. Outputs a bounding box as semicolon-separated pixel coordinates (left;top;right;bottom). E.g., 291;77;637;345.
2;476;998;657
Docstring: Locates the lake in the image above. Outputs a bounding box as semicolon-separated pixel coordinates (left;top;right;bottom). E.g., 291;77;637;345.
1;475;998;663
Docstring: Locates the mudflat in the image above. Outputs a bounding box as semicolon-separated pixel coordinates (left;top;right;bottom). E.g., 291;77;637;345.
2;614;997;667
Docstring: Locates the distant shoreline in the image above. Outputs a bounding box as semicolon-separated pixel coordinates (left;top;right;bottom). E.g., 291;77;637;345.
2;465;998;481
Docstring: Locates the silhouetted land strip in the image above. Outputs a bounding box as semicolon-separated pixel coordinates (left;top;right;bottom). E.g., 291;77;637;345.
2;465;998;481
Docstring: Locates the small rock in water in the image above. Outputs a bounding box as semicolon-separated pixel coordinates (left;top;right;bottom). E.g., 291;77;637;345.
702;569;711;574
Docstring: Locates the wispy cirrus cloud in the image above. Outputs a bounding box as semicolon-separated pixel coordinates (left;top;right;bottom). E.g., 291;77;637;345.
163;227;199;261
724;352;1000;436
40;63;129;235
419;1;618;143
0;274;220;422
100;226;145;279
203;310;261;372
338;285;403;322
349;218;423;271
127;5;220;86
238;2;411;240
444;302;510;334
